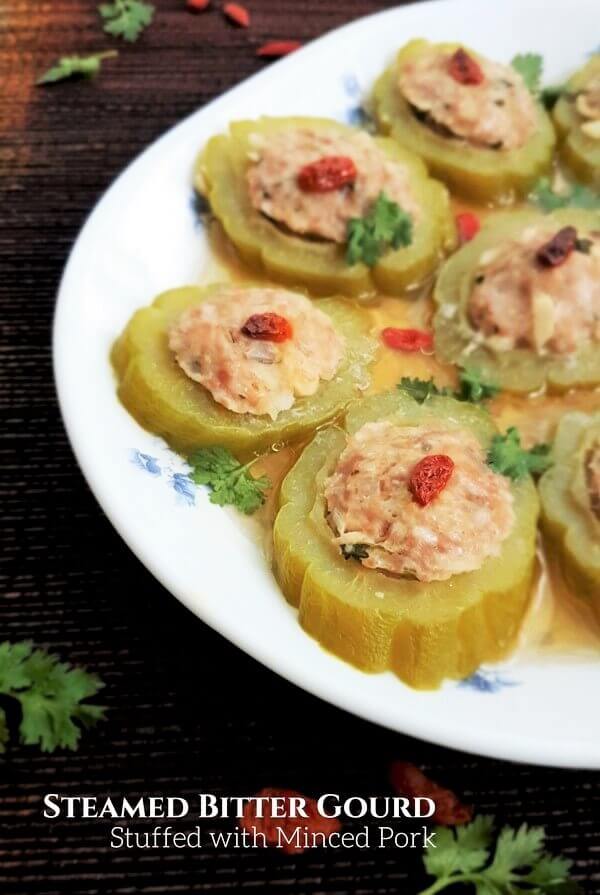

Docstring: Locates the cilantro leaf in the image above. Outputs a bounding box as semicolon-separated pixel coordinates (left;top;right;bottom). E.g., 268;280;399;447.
0;709;9;754
419;816;578;895
488;427;552;480
530;177;600;212
37;50;118;85
347;192;413;266
0;642;105;753
397;370;499;406
455;367;500;404
511;53;543;94
189;446;271;515
540;84;565;110
99;0;155;42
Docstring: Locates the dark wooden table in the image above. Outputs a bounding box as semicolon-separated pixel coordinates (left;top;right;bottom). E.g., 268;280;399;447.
2;1;599;892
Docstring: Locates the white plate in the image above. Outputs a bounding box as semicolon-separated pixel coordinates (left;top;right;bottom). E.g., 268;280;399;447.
54;0;600;769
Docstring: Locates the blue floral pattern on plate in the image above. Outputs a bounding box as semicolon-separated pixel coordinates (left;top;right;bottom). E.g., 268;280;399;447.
458;669;520;693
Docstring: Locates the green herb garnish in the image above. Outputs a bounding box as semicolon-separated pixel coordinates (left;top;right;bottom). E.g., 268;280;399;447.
488;427;552;480
398;369;499;406
511;53;544;94
36;50;118;85
99;0;155;42
0;642;105;753
540;84;565;110
347;192;413;267
341;543;370;561
530;177;600;212
419;815;579;895
189;446;271;515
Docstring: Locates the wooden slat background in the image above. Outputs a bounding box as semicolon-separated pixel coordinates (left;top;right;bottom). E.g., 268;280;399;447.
1;1;599;892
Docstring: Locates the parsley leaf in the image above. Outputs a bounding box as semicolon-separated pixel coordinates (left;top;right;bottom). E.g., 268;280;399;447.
511;53;543;94
398;369;499;406
189;446;271;515
99;0;155;42
347;192;413;267
37;50;118;85
455;367;500;404
0;642;105;753
341;543;370;561
419;816;578;895
488;427;552;480
530;177;600;212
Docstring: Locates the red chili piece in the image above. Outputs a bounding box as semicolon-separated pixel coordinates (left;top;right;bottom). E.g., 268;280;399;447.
390;762;473;826
240;788;342;854
409;454;455;506
536;226;578;267
223;2;250;27
187;0;210;9
257;40;302;57
448;48;485;86
297;156;357;193
381;327;434;352
241;312;293;342
456;211;481;244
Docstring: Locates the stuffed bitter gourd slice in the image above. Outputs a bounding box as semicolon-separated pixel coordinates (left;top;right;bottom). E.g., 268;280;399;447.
553;56;600;188
372;40;556;202
433;208;600;393
539;412;600;621
273;391;539;689
197;117;455;297
112;284;376;458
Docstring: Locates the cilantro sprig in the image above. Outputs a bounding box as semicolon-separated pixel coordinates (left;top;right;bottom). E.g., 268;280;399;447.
0;642;105;753
511;53;544;94
347;192;413;267
37;50;118;85
189;446;271;515
99;0;155;42
419;815;579;895
488;427;552;480
398;368;499;406
530;178;600;212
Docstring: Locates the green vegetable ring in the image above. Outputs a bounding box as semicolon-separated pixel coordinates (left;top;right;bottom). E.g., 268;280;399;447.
539;411;600;622
111;284;377;458
197;117;456;297
553;56;600;189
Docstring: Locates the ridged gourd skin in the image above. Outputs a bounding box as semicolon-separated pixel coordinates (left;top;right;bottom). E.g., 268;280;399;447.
539;412;600;623
553;57;600;189
111;284;377;459
433;208;600;394
372;39;556;203
273;390;540;690
196;116;456;298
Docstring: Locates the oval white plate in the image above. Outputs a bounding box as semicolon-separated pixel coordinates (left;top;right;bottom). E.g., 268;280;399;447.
54;0;600;768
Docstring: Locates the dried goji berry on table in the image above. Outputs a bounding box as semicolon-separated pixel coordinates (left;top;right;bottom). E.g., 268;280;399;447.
223;2;250;27
241;312;293;342
536;226;578;267
240;788;342;854
456;212;481;244
409;455;455;507
187;0;210;10
297;156;357;193
257;40;302;58
448;48;485;85
390;761;473;826
381;327;434;352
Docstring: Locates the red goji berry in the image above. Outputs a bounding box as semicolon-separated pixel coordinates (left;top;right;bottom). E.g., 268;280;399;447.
187;0;210;10
409;454;455;506
536;226;578;267
240;788;342;854
456;211;481;244
257;40;302;58
448;48;485;85
241;312;293;342
223;2;250;27
381;327;434;352
390;762;473;826
297;156;357;193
